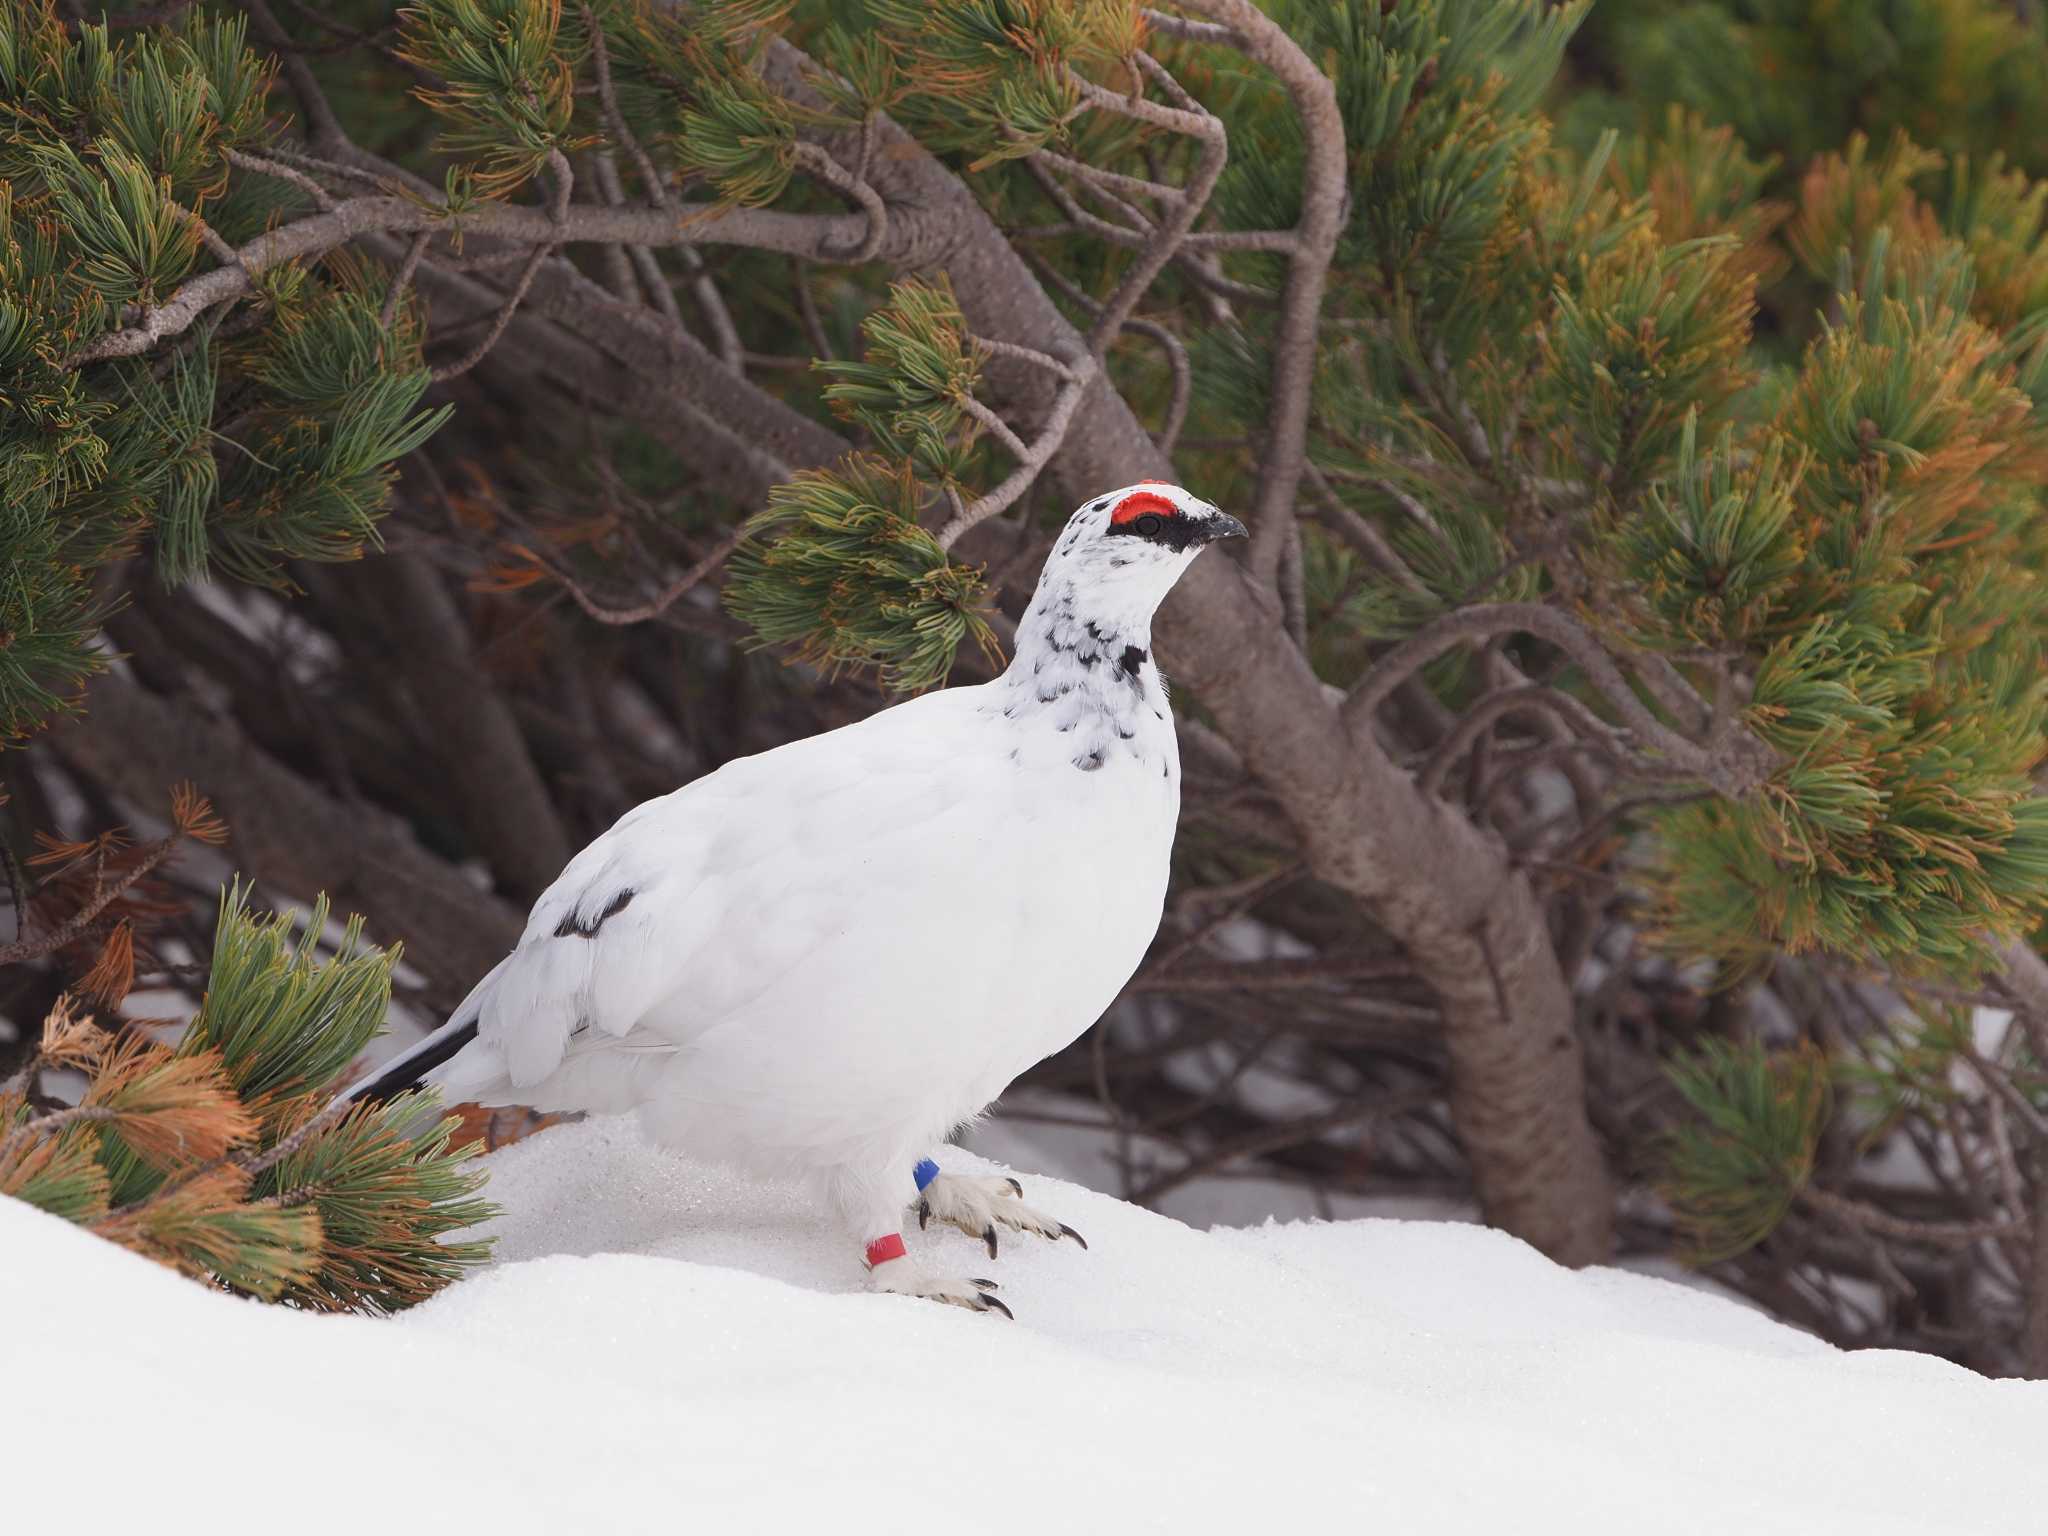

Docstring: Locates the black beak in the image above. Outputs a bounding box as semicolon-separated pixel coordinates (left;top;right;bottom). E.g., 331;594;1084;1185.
1202;513;1249;542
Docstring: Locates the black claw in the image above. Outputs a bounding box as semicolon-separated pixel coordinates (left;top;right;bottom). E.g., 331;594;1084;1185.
1005;1177;1023;1198
983;1224;999;1260
978;1294;1014;1321
969;1277;1000;1290
917;1198;931;1231
1059;1223;1089;1251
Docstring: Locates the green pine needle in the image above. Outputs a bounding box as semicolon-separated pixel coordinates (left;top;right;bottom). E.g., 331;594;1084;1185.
724;456;1000;692
1661;1038;1829;1264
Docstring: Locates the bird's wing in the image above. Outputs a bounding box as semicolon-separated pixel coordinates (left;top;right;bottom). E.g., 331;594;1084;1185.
473;686;1004;1087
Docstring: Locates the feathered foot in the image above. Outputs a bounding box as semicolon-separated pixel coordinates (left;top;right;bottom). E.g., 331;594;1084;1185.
915;1172;1088;1260
865;1234;1011;1318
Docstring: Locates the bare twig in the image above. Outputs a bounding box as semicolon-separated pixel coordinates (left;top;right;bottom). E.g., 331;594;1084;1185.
545;524;749;627
593;151;690;330
1342;602;1776;797
958;395;1032;461
1126;317;1192;456
587;9;738;360
1182;228;1299;253
1801;1185;2024;1247
1130;1094;1422;1207
1140;7;1244;46
1068;53;1228;358
235;0;347;150
1421;685;1624;798
1164;1;1346;593
180;204;242;267
380;230;430;331
224;146;338;212
432;151;574;381
0;832;184;968
0;1105;119;1165
1958;1040;2048;1143
1305;463;1428;595
793;257;836;360
976;335;1088;381
1;837;28;946
1031;148;1186;208
790;142;887;263
1994;937;2048;1069
937;350;1098;550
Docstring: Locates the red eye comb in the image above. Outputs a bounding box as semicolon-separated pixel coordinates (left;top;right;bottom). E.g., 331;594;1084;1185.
1110;490;1179;525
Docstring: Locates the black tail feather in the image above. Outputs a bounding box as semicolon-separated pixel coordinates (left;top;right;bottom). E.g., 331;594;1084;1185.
344;1019;479;1106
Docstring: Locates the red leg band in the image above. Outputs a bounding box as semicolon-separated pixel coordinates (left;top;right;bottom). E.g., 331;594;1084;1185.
865;1233;907;1269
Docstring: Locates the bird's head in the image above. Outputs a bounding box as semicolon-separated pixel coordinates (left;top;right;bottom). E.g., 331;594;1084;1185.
1033;482;1247;624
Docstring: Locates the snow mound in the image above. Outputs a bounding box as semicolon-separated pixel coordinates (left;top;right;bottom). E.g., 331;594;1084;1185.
7;1116;2043;1533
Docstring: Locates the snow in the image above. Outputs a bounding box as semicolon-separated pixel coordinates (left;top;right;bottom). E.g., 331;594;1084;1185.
8;1116;2045;1533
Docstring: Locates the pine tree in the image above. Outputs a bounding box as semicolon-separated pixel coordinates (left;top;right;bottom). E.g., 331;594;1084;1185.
6;0;2048;1371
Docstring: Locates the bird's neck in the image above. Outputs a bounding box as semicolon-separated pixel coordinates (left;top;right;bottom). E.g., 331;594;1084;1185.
1008;577;1154;678
993;577;1172;773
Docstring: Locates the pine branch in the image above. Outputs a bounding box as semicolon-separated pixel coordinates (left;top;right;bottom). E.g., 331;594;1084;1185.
61;194;877;369
0;783;221;967
0;1105;118;1164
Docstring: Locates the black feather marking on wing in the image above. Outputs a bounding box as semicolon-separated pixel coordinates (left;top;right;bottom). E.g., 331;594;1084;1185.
1119;645;1147;678
349;1020;479;1105
555;886;636;939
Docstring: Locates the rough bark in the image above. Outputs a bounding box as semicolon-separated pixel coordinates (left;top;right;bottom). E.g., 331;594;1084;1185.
2029;1159;2048;1379
1996;937;2048;1377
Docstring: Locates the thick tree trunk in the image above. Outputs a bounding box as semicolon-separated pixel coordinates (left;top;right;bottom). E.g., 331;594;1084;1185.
2027;1162;2048;1379
1995;941;2048;1376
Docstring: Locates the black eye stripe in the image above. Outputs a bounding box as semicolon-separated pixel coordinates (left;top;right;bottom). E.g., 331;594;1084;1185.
1105;508;1204;550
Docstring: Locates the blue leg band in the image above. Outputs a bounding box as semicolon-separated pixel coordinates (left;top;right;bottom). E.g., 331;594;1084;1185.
913;1157;941;1192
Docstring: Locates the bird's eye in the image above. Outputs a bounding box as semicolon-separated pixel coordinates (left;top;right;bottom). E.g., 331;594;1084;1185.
1135;514;1164;537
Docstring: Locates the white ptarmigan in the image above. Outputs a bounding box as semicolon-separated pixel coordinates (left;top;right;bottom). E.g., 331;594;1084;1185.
342;482;1246;1315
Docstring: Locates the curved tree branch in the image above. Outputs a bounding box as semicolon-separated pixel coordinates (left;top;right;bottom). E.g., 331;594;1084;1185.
1169;1;1348;593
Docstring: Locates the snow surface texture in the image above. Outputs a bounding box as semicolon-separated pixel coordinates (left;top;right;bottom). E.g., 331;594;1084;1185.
8;1116;2046;1533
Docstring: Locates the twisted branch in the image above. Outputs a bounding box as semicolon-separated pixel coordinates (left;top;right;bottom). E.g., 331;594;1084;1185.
1344;602;1776;796
937;346;1098;550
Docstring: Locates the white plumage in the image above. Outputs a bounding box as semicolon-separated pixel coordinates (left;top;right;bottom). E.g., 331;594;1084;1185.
348;482;1245;1311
